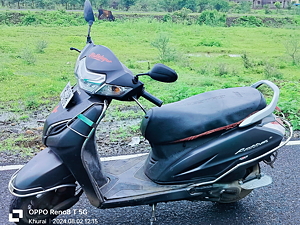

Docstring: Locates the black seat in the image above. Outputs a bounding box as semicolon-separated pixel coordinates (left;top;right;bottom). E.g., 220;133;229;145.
140;87;266;144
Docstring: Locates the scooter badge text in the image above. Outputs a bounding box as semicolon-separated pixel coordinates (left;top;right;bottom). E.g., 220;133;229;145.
89;52;112;63
235;139;269;155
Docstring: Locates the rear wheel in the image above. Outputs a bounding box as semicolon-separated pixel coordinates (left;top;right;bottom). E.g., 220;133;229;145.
218;187;253;203
9;187;78;225
217;164;260;203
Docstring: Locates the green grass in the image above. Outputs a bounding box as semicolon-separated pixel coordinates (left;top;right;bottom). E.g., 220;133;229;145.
0;19;299;129
0;133;42;156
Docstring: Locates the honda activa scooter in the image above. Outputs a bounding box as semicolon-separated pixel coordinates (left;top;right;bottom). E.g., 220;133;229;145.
9;1;293;224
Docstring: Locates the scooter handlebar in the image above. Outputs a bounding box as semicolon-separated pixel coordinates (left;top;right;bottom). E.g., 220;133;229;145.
141;89;163;107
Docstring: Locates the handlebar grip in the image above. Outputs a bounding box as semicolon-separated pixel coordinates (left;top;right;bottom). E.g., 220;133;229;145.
141;90;163;107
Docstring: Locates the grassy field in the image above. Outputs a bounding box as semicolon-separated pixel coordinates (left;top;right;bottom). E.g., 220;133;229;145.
0;19;299;130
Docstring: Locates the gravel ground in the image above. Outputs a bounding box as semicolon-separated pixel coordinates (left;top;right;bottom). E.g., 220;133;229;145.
0;105;151;165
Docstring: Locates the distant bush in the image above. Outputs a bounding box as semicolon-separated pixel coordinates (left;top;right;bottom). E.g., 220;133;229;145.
20;48;36;65
241;52;253;69
233;15;263;27
0;10;86;26
162;13;172;22
1;10;300;29
264;5;272;14
197;39;222;47
173;7;192;20
264;63;283;79
283;37;300;65
151;33;178;62
215;63;230;76
197;10;226;27
0;68;14;82
22;13;38;25
36;40;48;53
240;1;252;13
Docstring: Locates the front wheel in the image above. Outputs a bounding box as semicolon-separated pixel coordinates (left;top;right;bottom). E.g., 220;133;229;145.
9;187;78;225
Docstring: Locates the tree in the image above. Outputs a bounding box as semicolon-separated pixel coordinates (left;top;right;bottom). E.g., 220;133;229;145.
96;0;109;8
68;0;81;9
197;0;211;12
211;0;230;12
34;0;57;9
240;1;252;13
183;0;200;12
158;0;191;12
274;1;281;12
9;0;23;8
108;0;120;9
284;37;300;65
59;0;69;9
120;0;136;10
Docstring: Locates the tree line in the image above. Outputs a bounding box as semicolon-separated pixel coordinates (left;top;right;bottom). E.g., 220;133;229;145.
0;0;267;12
1;0;298;14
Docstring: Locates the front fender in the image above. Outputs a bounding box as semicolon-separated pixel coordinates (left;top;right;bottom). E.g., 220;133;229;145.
8;148;75;197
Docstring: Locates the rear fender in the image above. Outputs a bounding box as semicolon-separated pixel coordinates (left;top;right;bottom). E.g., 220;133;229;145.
8;148;75;197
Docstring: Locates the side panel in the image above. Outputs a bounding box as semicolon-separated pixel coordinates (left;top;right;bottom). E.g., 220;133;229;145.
44;92;108;207
145;125;283;184
9;148;75;196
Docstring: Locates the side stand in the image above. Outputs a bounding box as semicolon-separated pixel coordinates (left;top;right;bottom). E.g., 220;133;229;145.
150;203;157;225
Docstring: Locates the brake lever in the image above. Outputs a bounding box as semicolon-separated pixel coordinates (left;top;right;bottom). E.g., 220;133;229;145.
132;97;147;114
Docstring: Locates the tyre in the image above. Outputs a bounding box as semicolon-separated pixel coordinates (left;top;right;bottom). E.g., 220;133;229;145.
9;187;77;225
217;164;260;203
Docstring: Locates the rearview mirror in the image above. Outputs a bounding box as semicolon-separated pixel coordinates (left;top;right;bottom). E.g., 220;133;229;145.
148;64;178;83
84;0;95;25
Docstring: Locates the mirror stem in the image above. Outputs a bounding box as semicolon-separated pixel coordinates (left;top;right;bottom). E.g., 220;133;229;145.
132;76;139;84
87;24;92;43
132;73;148;84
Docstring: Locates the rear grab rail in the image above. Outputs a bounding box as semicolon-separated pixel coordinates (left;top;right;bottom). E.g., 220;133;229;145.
239;80;280;127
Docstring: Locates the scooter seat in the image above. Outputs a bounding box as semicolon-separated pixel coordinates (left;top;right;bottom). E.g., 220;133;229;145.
140;87;266;144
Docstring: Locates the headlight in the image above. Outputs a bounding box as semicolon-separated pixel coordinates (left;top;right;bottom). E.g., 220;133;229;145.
75;57;106;94
96;84;132;96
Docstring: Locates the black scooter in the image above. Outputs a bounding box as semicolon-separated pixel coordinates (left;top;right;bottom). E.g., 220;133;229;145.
9;1;293;224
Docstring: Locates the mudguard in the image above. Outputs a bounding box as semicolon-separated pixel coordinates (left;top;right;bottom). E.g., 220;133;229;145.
8;148;75;197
